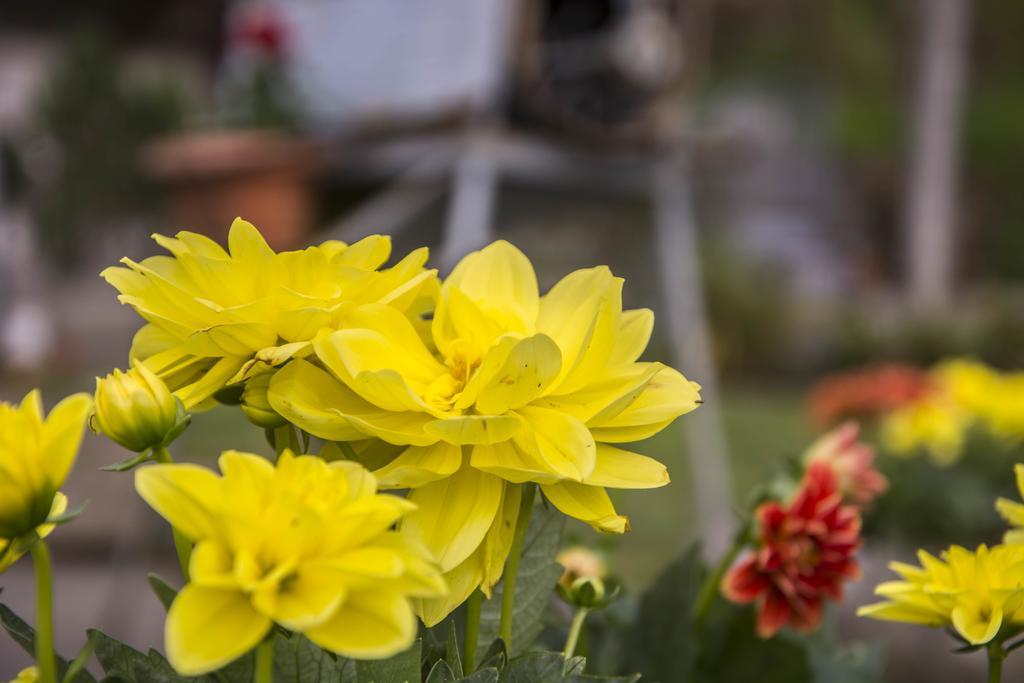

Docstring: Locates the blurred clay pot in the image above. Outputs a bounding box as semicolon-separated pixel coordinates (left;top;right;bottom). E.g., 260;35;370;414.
142;129;319;249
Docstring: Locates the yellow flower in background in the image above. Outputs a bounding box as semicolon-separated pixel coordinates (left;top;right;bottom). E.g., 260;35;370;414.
0;390;91;543
858;544;1024;645
8;667;37;683
135;450;445;675
880;392;969;466
93;363;187;452
997;464;1024;545
269;240;700;624
102;218;438;410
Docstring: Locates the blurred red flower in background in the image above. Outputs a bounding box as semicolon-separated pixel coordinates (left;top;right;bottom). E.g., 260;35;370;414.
803;421;888;507
808;363;932;428
721;462;862;638
232;5;288;57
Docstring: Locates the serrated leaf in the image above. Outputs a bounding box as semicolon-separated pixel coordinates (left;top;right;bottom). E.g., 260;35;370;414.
696;602;812;683
499;651;565;683
426;660;458;683
90;630;198;683
477;639;507;671
478;502;564;658
0;603;97;683
147;574;179;612
272;632;357;683
356;639;422;683
100;452;152;472
462;668;500;683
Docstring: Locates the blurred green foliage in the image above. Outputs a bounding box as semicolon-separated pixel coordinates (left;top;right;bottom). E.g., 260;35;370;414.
30;26;188;268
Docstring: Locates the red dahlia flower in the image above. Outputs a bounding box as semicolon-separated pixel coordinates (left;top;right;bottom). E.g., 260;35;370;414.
804;421;888;507
808;363;931;427
721;462;862;638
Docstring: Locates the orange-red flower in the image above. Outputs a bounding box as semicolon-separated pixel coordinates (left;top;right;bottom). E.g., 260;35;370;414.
721;462;862;638
808;364;931;428
803;421;888;507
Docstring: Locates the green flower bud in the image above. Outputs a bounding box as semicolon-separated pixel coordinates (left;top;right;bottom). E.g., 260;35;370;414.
241;372;287;429
93;363;187;452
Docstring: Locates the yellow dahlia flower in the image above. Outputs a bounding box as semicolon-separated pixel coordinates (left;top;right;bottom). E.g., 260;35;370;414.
135;450;445;675
0;390;91;545
880;392;969;466
8;667;37;683
858;544;1024;645
102;218;438;409
997;464;1024;545
269;240;700;623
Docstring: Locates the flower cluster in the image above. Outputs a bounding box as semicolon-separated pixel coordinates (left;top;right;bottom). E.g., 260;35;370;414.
808;363;931;428
722;460;863;637
135;449;445;674
90;220;699;671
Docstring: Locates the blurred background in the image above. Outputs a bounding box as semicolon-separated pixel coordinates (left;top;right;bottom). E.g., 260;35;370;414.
1;0;1022;680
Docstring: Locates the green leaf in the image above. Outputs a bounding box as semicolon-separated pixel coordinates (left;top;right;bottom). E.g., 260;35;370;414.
271;632;357;683
695;605;812;683
100;452;152;472
445;622;464;677
426;660;458;683
478;501;564;657
499;651;565;683
147;573;179;612
62;632;99;683
0;603;97;683
89;630;198;683
563;675;640;683
477;639;507;671
625;545;703;681
800;610;884;683
461;669;500;683
356;639;422;683
48;501;89;525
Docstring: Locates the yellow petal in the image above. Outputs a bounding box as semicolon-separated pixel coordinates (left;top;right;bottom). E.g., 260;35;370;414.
537;267;619;394
135;464;222;541
470;440;558;484
584;444;669;489
402;465;503;571
474;334;562;415
952;605;1003;645
227;218;274;263
40;393;92;489
334;235;392;270
189;541;235;588
166;584;271;675
856;601;945;626
306;591;416;659
609;308;654;365
424;414;522;446
173;355;247;409
540;481;629;533
443;240;538;335
416;549;485;628
373;442;462;489
252;563;347;631
481;483;521;591
535;363;661;424
588;367;701;443
513;407;596;481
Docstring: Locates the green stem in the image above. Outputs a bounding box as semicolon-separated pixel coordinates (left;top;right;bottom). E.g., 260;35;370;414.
988;641;1005;683
255;638;274;683
152;447;193;581
464;589;483;671
562;607;590;665
694;522;751;631
499;483;536;648
31;541;56;683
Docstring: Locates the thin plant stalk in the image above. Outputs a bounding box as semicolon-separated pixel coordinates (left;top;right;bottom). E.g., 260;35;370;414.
255;638;274;683
499;483;537;647
152;446;193;580
693;521;751;630
464;589;483;670
988;641;1005;683
562;607;590;664
31;540;56;683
